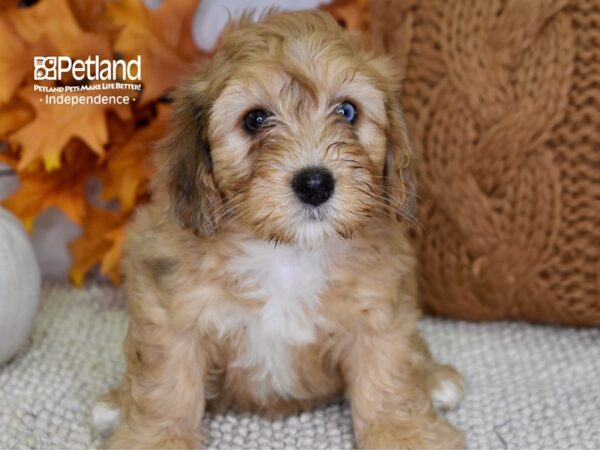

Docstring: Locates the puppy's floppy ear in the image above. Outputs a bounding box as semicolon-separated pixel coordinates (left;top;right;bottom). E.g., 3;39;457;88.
155;81;222;235
369;54;416;221
384;98;417;222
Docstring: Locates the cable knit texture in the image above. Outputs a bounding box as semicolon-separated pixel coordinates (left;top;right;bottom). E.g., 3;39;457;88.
1;285;599;449
371;0;600;325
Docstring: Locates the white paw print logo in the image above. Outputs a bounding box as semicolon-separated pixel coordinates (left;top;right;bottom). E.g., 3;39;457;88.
34;56;57;80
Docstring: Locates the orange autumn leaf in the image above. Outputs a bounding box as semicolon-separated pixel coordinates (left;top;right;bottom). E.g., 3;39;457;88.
0;0;19;10
101;104;169;210
0;144;18;165
5;0;112;61
0;16;33;104
322;0;370;32
107;0;204;104
67;0;119;39
105;111;135;148
0;0;114;102
69;206;128;286
1;143;100;227
1;0;128;171
148;0;205;62
11;84;132;171
0;97;34;137
100;225;125;283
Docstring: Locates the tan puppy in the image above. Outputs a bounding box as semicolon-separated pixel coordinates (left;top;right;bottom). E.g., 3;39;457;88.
95;10;465;450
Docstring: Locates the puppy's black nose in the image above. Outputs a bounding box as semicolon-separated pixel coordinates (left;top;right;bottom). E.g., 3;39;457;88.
291;167;335;207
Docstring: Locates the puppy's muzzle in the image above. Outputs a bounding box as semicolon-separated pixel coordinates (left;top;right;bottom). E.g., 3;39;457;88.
292;167;335;207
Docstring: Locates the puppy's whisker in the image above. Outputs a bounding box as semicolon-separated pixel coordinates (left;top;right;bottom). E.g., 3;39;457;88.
212;209;236;228
223;190;246;203
370;177;423;199
212;192;246;226
358;189;425;230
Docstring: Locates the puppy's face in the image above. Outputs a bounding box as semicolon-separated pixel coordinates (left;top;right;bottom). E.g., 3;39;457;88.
157;11;415;247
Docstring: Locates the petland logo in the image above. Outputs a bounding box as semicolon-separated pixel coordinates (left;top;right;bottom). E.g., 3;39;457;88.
33;55;142;105
34;55;142;81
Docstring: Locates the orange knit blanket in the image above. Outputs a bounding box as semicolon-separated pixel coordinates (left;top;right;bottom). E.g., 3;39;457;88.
371;0;599;325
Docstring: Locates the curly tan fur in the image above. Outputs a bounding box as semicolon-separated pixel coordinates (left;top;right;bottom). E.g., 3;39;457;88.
100;10;464;450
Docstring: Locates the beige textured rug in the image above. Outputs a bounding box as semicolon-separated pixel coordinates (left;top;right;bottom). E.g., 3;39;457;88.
0;284;598;449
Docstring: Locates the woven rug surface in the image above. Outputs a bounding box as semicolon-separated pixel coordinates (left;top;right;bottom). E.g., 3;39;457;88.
0;284;598;449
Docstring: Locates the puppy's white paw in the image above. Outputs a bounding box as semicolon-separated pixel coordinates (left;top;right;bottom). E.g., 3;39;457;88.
91;401;121;435
431;378;463;411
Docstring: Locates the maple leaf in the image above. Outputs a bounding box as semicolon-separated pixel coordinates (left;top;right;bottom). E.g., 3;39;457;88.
69;206;128;286
67;0;119;39
0;142;100;229
0;16;40;104
1;0;125;170
0;0;145;110
5;0;112;60
0;97;34;137
148;0;204;62
0;0;19;10
105;111;135;148
100;225;125;283
107;0;205;104
322;0;370;32
10;84;132;171
101;103;168;211
0;0;114;103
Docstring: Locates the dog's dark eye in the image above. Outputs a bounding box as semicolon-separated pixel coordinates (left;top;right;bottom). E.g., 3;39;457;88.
243;109;269;134
334;101;357;123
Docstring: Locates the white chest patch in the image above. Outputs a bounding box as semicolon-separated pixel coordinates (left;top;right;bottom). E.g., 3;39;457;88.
220;240;342;400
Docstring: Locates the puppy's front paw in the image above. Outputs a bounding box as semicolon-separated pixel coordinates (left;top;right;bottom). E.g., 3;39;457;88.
430;364;464;411
359;418;465;450
91;401;121;436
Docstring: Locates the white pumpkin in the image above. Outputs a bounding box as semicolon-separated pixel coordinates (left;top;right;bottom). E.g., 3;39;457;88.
0;207;41;365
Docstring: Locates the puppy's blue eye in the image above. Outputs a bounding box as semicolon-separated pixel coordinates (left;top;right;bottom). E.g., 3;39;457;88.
243;109;269;134
334;101;357;123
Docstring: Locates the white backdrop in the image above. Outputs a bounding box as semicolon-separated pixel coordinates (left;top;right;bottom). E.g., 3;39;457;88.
0;0;330;280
